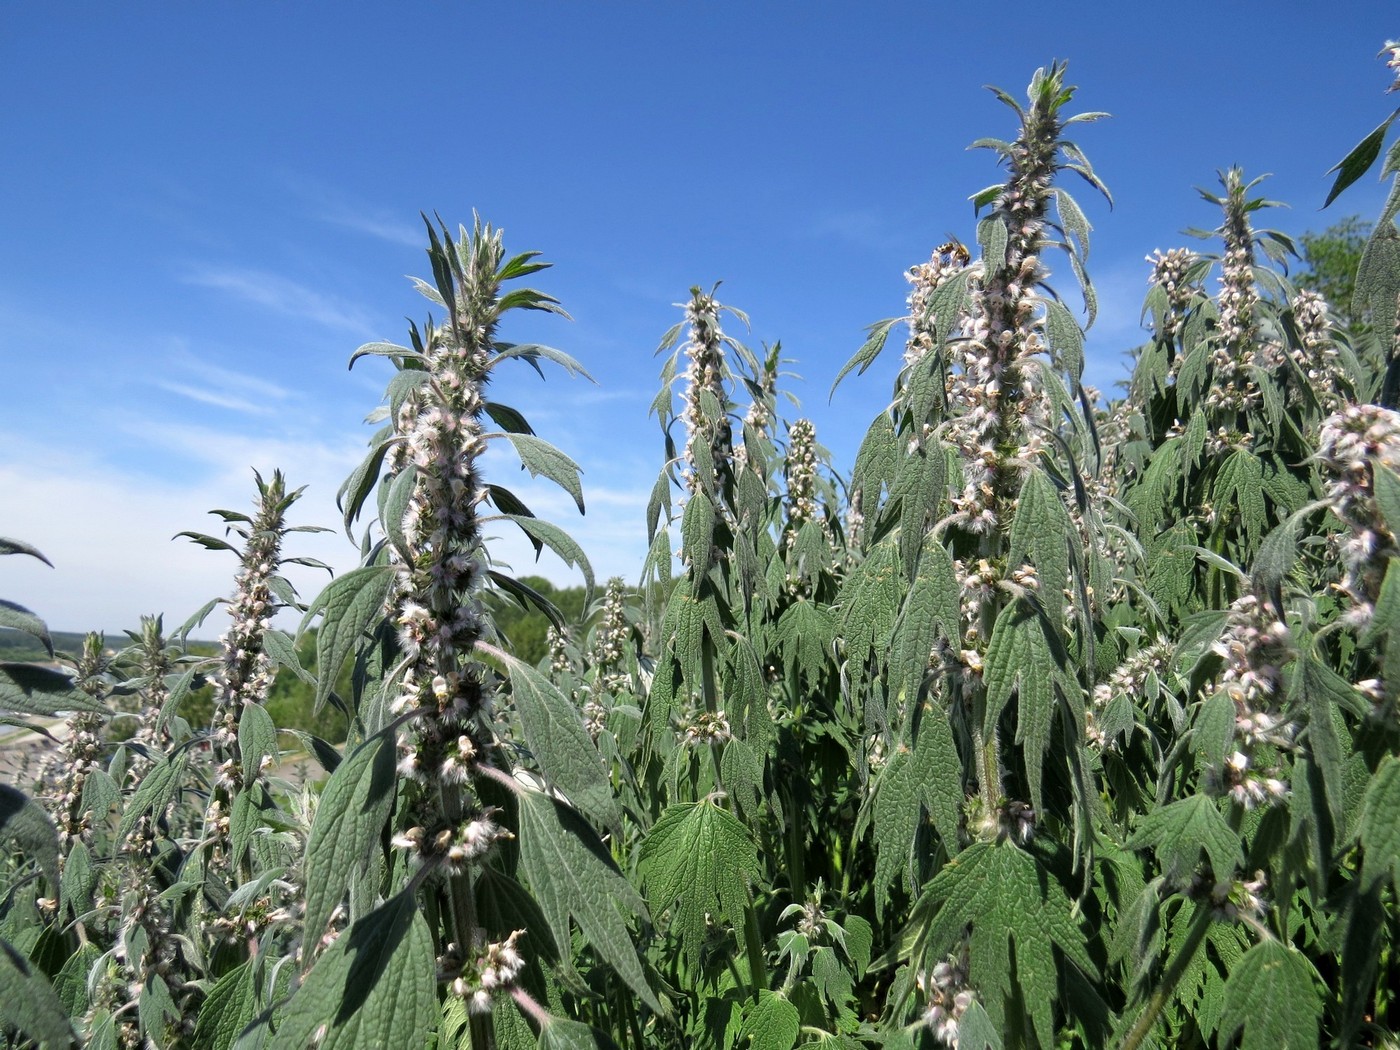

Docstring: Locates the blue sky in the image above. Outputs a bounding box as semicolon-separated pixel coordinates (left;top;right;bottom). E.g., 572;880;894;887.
2;2;1396;634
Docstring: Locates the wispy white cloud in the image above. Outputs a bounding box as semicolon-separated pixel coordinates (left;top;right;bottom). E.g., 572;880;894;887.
152;381;272;415
316;207;422;248
182;266;377;337
802;208;900;252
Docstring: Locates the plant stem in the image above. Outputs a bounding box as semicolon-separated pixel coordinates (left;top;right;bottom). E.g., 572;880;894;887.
1117;901;1213;1050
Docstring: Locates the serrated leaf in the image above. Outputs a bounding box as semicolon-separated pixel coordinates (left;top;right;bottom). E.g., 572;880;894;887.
981;598;1072;814
490;342;595;382
838;540;901;680
501;433;585;513
0;784;59;891
380;465;418;567
737;991;799;1050
892;536;960;708
118;752;189;839
1360;753;1400;893
955;1000;1004;1050
195;961;258;1050
499;515;595;596
1214;450;1267;552
347;340;421;367
1007;471;1072;631
1324;109;1400;207
259;891;435;1050
61;841;96;916
1127;794;1242;885
0;662;104;717
831;318;900;395
775;599;835;685
52;941;101;1017
1218;940;1322;1050
0;936;75;1048
917;841;1095;1047
300;566;395;715
478;643;617;829
515;788;657;1010
301;730;397;954
1043;297;1085;382
639;799;759;971
81;768;120;827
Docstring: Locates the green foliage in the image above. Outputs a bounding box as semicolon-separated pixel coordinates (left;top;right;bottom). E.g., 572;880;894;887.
7;48;1400;1050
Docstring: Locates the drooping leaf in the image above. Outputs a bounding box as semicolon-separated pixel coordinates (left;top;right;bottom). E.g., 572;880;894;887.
0;537;53;565
301;730;397;955
238;701;278;781
258;891;435;1050
1359;753;1400;893
838;540;902;681
515;788;657;1010
831;317;900;395
775;598;835;686
498;515;595;597
538;1018;621;1050
916;841;1095;1048
477;642;617;829
892;535;960;707
1213;450;1268;553
1218;940;1322;1050
0;937;75;1048
981;598;1074;814
0;784;59;891
1324;108;1400;207
195;961;259;1050
501;433;586;514
300;565;395;715
1007;470;1072;632
0;600;52;656
0;662;104;717
639;799;760;971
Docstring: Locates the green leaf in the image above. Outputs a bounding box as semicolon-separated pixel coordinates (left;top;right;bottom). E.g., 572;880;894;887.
737;991;799;1050
337;432;394;539
830;317;900;396
1218;940;1322;1050
917;841;1095;1047
239;701;278;780
300;565;395;715
1127;794;1242;885
262;628;314;685
0;537;53;565
479;643;617;829
892;535;960;707
348;340;421;367
261;891;435;1050
501;433;585;514
61;841;96;916
1213;450;1267;552
955;1000;1004;1050
981;599;1073;815
538;1019;620;1050
0;600;52;656
380;465;418;568
1359;753;1400;893
490;342;595;382
0;784;59;892
515;788;657;1011
1043;298;1085;382
838;540;901;680
301;729;397;954
1007;470;1072;632
0;662;104;717
500;515;595;596
194;961;259;1050
639;799;760;971
775;599;835;686
52;941;101;1016
118;752;189;839
0;936;75;1049
1324;108;1400;208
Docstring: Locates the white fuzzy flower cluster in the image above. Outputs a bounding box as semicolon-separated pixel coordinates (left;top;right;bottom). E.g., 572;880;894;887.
1210;594;1296;808
41;633;110;849
1206;184;1262;415
1284;290;1346;409
1087;642;1173;750
1384;39;1400;92
443;930;526;1014
547;626;573;677
680;290;731;496
784;418;820;527
392;807;513;875
918;955;978;1048
680;708;733;746
904;245;970;367
1146;247;1201;343
1206;870;1270;923
588;577;631;695
1316;403;1400;633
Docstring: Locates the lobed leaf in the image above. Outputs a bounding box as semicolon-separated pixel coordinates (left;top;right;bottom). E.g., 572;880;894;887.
1218;940;1322;1050
300;565;395;715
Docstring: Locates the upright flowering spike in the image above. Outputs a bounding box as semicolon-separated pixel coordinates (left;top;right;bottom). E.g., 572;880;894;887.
1146;247;1204;349
679;286;735;497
